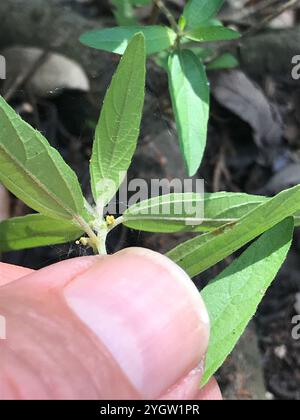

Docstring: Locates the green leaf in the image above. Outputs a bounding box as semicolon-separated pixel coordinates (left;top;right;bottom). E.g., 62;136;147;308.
185;26;240;42
205;19;223;27
179;15;187;31
201;218;293;386
124;191;300;233
202;192;267;223
0;96;88;224
130;0;151;4
167;184;300;277
168;50;210;176
0;214;83;252
124;193;204;232
207;53;239;70
183;0;225;29
123;192;267;233
188;47;214;61
80;26;176;55
111;0;151;26
90;33;146;207
111;0;138;26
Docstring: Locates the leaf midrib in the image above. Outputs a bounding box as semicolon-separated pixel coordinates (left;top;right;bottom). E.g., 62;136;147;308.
0;142;80;221
93;43;142;185
171;188;300;270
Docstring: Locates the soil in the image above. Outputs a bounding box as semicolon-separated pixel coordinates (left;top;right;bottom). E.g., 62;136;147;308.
1;0;300;400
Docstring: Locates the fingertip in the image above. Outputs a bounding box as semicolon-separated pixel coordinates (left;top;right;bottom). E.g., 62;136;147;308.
63;247;210;399
2;248;211;400
117;247;210;328
196;378;223;400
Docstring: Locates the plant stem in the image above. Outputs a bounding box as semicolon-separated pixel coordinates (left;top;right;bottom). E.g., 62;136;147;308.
75;215;107;255
243;0;300;37
153;0;179;32
97;231;108;255
149;1;160;24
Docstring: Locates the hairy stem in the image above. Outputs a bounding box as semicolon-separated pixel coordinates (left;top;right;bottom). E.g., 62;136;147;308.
75;215;107;255
97;231;108;255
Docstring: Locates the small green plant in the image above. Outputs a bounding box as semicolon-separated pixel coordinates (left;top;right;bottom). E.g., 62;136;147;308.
80;0;240;176
111;0;150;26
1;33;300;388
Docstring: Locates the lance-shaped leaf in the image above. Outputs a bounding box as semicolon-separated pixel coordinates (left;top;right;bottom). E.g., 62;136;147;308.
124;193;205;232
167;184;300;277
183;0;225;29
185;26;240;42
0;214;83;252
90;33;146;207
123;192;267;233
168;50;210;176
80;26;176;55
201;218;293;386
0;97;88;223
124;191;300;233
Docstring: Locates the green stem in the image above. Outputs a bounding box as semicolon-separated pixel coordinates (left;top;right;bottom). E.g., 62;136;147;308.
97;230;108;255
75;215;107;255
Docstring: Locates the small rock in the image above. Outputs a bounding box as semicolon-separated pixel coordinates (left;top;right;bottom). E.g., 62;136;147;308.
1;47;90;98
274;345;287;360
265;392;275;401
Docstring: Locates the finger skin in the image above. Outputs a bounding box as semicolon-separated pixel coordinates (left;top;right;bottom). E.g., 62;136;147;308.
196;378;222;400
0;263;33;286
160;366;222;400
160;364;205;400
197;378;223;401
0;249;212;400
0;256;139;399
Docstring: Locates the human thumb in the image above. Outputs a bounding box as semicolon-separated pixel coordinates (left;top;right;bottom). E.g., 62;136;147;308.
63;248;210;399
0;248;210;399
